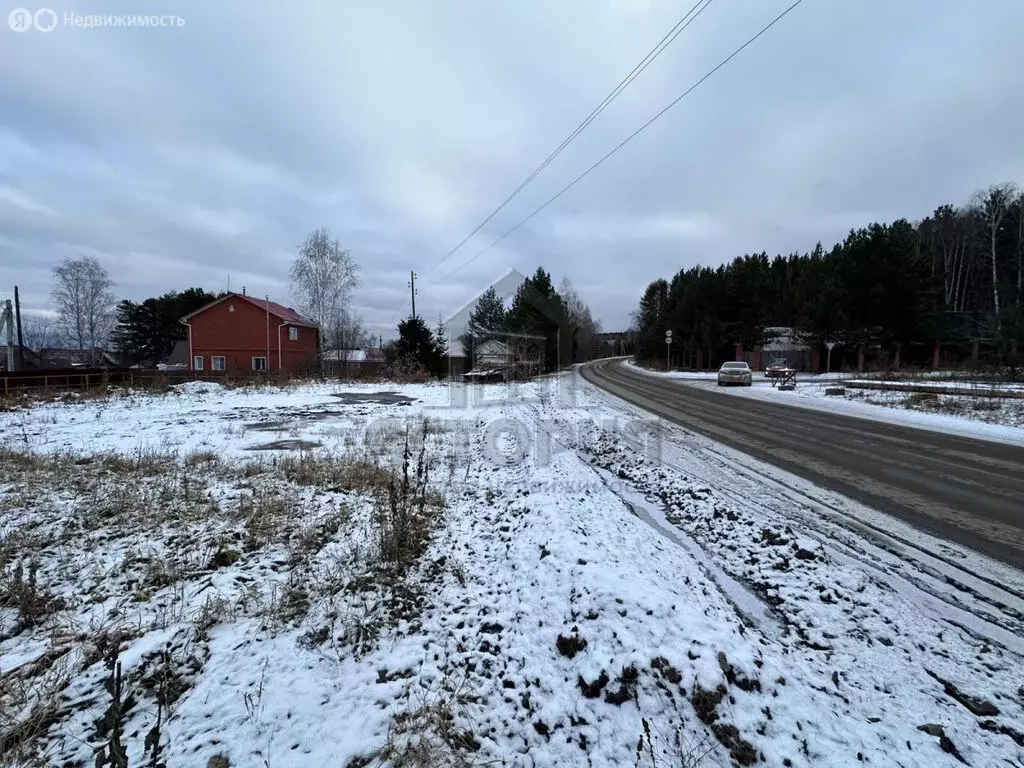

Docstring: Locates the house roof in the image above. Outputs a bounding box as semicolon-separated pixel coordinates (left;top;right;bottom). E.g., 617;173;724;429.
181;293;318;327
476;339;509;354
38;348;121;368
323;347;386;362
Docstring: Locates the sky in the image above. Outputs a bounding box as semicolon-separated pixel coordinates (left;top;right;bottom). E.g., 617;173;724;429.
2;0;1023;339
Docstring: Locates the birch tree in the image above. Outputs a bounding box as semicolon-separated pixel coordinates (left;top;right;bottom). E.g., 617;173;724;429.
20;315;59;351
289;227;362;351
973;183;1018;335
558;277;601;362
50;255;116;359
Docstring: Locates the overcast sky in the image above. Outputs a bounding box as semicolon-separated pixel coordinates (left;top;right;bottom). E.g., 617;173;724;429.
2;0;1023;338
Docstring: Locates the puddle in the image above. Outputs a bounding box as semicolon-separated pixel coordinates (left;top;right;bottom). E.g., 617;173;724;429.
247;439;322;451
245;420;290;432
330;391;415;405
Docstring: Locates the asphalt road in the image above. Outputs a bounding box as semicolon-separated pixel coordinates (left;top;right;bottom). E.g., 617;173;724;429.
582;358;1024;569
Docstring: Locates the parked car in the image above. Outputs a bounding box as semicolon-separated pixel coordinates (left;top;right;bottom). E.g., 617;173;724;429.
765;358;789;378
717;361;752;387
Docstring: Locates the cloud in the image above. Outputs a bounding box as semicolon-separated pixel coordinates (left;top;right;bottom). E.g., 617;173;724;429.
1;0;1022;336
0;184;56;217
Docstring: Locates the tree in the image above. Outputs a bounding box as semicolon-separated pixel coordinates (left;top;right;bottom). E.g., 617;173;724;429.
289;227;361;352
51;255;117;361
325;307;370;351
505;267;571;372
558;277;601;363
973;184;1018;336
435;313;449;358
19;314;59;351
394;314;445;377
458;286;506;363
110;288;218;365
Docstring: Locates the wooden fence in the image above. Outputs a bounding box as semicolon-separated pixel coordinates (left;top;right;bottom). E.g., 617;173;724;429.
0;368;278;397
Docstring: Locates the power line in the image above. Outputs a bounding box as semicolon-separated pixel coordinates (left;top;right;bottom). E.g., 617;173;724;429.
435;0;805;284
418;0;715;283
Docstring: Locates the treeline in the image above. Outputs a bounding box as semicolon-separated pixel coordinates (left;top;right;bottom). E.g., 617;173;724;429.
635;183;1024;365
389;268;602;375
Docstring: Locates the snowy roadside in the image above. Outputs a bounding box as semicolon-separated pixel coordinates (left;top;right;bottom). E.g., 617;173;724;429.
625;359;1024;445
1;377;1023;767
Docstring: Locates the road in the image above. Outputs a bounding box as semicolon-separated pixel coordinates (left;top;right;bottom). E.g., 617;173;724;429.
582;358;1024;569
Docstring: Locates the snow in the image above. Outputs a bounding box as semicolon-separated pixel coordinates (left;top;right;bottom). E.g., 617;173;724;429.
1;376;1023;766
626;360;1024;446
174;379;225;395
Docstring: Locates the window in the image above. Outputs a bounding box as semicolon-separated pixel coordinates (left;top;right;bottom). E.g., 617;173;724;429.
252;356;267;372
193;355;204;370
288;326;299;341
211;356;226;371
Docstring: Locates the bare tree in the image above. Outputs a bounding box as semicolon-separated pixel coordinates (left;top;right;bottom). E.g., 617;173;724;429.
325;306;370;350
972;183;1018;335
558;277;602;362
289;227;361;352
20;314;60;351
51;256;116;360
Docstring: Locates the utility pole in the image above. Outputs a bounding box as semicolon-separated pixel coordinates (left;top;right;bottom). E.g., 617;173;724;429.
14;286;25;371
409;271;418;321
2;300;13;373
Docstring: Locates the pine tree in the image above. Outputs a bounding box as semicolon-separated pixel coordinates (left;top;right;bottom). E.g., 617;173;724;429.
458;287;506;364
395;315;445;377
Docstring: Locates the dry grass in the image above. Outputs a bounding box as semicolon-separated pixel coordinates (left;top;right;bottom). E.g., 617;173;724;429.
278;452;394;495
0;645;72;764
352;663;479;768
236;488;299;552
0;559;61;632
185;450;220;469
0;418;453;763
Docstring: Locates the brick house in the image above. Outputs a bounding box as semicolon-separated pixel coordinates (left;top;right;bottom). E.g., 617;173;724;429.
180;293;319;374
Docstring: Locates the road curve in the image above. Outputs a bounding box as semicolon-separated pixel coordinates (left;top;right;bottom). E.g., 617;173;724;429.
582;358;1024;569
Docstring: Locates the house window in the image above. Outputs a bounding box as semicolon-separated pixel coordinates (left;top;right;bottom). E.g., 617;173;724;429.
211;356;226;371
252;356;267;372
288;327;299;341
193;355;204;370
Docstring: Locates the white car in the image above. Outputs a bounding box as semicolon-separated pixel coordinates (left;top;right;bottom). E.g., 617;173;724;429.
717;361;752;387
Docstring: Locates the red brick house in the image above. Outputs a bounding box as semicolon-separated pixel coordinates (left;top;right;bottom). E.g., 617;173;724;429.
181;293;319;374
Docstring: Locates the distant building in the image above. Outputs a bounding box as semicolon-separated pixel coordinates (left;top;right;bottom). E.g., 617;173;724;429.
755;327;812;370
180;293;319;374
0;345;42;371
322;346;386;377
39;348;121;369
473;339;511;369
323;347;386;364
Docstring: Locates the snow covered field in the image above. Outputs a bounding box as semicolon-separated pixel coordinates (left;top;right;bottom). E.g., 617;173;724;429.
627;360;1024;445
1;376;1023;767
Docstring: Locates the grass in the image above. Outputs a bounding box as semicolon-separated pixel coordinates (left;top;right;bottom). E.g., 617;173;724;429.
0;648;71;764
0;558;64;635
0;414;451;764
278;452;394;495
351;661;479;768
